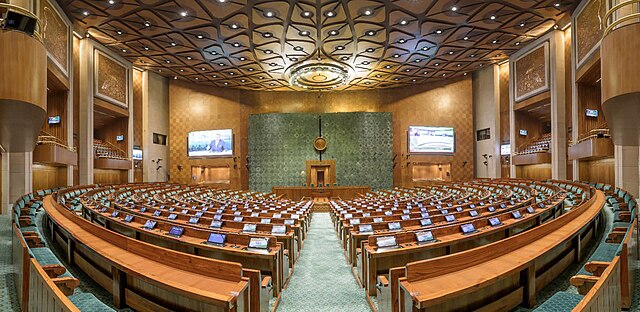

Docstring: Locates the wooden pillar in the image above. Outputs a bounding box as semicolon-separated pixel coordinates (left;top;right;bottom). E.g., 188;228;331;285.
112;267;127;308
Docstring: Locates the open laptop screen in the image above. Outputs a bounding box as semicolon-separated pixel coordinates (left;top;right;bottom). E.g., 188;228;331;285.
248;237;269;249
207;233;226;245
376;236;397;248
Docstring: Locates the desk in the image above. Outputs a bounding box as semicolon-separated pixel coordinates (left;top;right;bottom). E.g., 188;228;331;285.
272;186;371;200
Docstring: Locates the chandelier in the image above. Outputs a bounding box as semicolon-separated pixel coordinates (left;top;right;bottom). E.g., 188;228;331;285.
286;61;354;91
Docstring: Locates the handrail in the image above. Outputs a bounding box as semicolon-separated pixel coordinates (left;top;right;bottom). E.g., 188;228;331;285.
0;3;43;42
603;0;640;36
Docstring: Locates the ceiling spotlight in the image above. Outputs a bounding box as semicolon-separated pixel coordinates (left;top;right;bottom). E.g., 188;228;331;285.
423;71;428;74
144;21;151;27
464;72;468;75
299;30;310;36
224;82;228;85
362;61;370;65
239;57;246;61
492;39;498;44
241;79;246;82
399;20;408;26
263;10;275;18
232;42;241;47
366;30;376;36
269;83;276;86
259;76;264;79
262;32;273;38
186;56;192;60
212;75;217;78
366;48;374;52
393;78;399;81
398;38;406;44
116;30;123;35
264;49;273;54
470;54;476;57
293;46;303;51
434;63;439;66
375;74;381;78
195;77;199;80
180;11;188;17
393;54;400;58
412;79;417;82
325;11;336;17
341;56;349;61
442;73;446;77
143;46;149;50
174;76;178;80
520;22;526;27
179;69;184;72
463;36;469;40
422;46;429;51
197;34;204;39
363;8;374;16
449;51;454;55
554;2;560;7
457;64;461;67
490;15;496;20
451;6;458;11
435;29;443;34
384;65;392;69
329;30;339;36
216;0;227;3
415;59;422;62
121;49;127;52
365;81;371;85
229;72;234;75
301;11;313;18
219;63;225;66
108;0;115;4
230;23;239;29
82;11;89;16
165;60;171;63
515;41;521;46
170;42;176;46
336;45;345;50
404;69;411;72
248;68;254;71
209;51;218;55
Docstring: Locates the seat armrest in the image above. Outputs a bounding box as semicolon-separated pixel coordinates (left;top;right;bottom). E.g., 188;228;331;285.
52;277;80;296
570;275;600;295
377;275;389;287
42;264;67;278
261;276;272;288
584;261;610;277
606;231;627;243
613;226;629;232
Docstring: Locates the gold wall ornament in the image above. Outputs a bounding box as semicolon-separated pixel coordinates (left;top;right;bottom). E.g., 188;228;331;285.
514;42;549;102
313;136;327;152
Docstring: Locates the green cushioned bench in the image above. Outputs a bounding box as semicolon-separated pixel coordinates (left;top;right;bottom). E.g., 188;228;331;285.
534;291;583;312
30;248;73;278
68;293;115;312
577;243;620;276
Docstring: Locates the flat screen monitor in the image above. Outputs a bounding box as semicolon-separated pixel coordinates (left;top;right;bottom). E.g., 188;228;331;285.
153;210;161;217
116;135;125;141
99;206;107;213
248;237;269;249
519;129;528;136
469;210;479;217
213;214;222;221
143;220;157;229
210;220;223;228
388;222;402;231
441;209;449;215
538;202;546;208
169;226;184;237
460;223;476;234
181;209;189;214
489;217;502;227
359;224;373;233
487;206;496;212
500;144;511;155
420;218;433;226
48;116;61;124
133;149;143;160
512;211;523;219
416;231;435;243
234;216;244;222
111;211;119;218
376;236;397;248
168;213;178;220
373;217;383;223
455;207;463;212
123;215;134;223
445;215;456;222
401;215;410;220
140;207;147;213
273;213;282;218
243;223;257;233
586;109;599;117
408;126;455;154
188;217;200;224
527;206;536;214
261;218;271;224
421;212;430;218
350;218;361;225
207;233;226;245
188;129;233;157
284;219;295;225
272;225;286;234
500;203;507;209
195;212;204;218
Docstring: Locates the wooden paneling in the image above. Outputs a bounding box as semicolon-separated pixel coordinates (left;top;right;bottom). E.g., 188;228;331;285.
191;166;231;184
133;70;143;148
33;143;78;166
577;79;604;135
94;169;128;184
516;164;552;179
94;117;129;156
32;164;67;192
568;137;613;160
512;153;552;165
514;111;548;150
28;258;79;312
169;78;474;189
499;63;510;144
579;158;615;185
412;163;451;182
43;89;68;145
272;186;370;201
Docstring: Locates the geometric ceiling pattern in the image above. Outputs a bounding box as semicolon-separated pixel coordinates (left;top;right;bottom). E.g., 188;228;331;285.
57;0;577;91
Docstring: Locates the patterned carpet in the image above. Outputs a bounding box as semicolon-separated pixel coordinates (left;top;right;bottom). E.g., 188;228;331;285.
0;215;21;312
274;213;370;312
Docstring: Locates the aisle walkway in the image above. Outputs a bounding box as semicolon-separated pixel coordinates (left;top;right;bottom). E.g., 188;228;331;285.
0;215;21;312
275;213;370;312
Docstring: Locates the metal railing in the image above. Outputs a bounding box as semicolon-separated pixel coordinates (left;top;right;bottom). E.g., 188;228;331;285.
604;0;640;36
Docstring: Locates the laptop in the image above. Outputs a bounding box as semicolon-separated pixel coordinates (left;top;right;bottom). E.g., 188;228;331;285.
376;236;400;251
206;233;227;246
527;206;536;214
248;237;269;252
416;231;436;244
488;217;502;227
469;210;479;217
243;223;257;233
445;215;456;222
188;217;200;224
167;226;185;238
359;224;373;233
511;211;523;219
460;223;477;234
271;225;286;235
388;222;402;231
142;220;157;230
210;220;223;228
420;218;433;227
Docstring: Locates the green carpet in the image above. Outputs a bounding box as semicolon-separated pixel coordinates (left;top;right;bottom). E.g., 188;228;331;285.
0;215;21;312
275;213;370;312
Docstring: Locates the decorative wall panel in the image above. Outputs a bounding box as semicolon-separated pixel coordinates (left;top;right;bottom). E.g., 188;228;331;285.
40;0;70;75
514;42;549;101
94;50;128;107
575;0;605;68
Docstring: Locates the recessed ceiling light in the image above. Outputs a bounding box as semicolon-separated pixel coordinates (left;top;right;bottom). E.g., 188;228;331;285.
515;41;521;46
294;46;303;51
451;6;458;11
435;29;442;34
434;63;439;66
341;56;349;61
362;61;370;65
290;57;298;61
492;39;498;44
165;60;171;63
422;46;429;51
404;69;410;72
463;36;469;40
554;2;560;7
209;51;217;55
248;68;254;71
259;76;264;79
219;63;225;66
375;74;381;78
299;30;310;36
393;78;399;81
195;77;199;80
144;21;151;27
224;82;228;85
336;45;345;50
464;72;468;75
180;11;188;17
241;79;246;82
457;64;461;67
490;15;496;20
393;54;400;58
121;49;127;52
384;65;392;69
398;38;406;44
230;23;239;29
108;0;115;4
365;81;371;85
158;69;162;72
82;11;89;16
329;30;339;36
479;63;483;67
520;22;526;27
442;73;446;77
170;42;176;46
197;34;204;39
186;56;192;60
264;49;273;54
325;11;336;17
216;0;227;3
423;71;428;74
212;74;217;78
179;69;184;72
143;46;149;50
449;51;454;54
363;8;374;16
174;76;178;80
270;63;278;66
262;32;273;38
239;57;246;61
399;20;408;26
470;54;476;57
269;83;275;86
301;11;313;18
366;48;374;52
232;42;241;47
263;10;275;18
366;30;376;36
116;30;123;35
415;59;422;62
229;72;234;75
412;79;417;82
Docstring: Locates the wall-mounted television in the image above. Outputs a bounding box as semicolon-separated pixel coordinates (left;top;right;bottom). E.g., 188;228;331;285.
48;116;61;124
408;126;455;154
116;135;124;141
519;129;528;136
132;148;143;160
188;129;233;157
586;109;599;118
500;144;511;156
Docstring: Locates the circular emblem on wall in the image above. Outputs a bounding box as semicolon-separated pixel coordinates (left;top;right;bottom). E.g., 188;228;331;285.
314;136;327;152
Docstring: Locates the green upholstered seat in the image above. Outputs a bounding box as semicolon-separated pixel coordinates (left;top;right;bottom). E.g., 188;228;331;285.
577;243;620;276
68;293;115;312
30;248;73;278
534;291;583;312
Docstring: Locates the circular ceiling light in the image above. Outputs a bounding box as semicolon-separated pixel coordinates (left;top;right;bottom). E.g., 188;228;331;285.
299;30;310;36
329;29;339;36
286;61;354;90
366;48;375;52
366;30;377;36
324;11;336;17
301;11;313;17
363;8;374;16
263;10;276;18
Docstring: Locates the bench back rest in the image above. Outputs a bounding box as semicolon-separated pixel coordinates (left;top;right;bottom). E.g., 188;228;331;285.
572;256;622;312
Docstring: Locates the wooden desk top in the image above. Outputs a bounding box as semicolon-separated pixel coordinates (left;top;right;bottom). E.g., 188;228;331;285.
400;190;605;308
43;196;249;308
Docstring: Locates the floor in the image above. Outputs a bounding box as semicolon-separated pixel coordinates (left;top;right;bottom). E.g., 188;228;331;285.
273;212;370;312
0;215;21;312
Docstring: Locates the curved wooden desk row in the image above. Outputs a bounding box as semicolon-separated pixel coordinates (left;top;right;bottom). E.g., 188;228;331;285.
42;195;264;312
392;188;605;312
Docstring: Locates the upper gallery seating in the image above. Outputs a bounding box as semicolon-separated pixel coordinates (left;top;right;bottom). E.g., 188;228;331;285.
514;133;552;155
93;139;128;160
37;131;75;152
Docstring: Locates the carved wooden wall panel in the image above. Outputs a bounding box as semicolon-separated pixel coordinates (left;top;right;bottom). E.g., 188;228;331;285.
514;42;549;101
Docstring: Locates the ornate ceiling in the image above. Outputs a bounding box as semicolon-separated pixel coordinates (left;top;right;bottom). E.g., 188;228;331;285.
57;0;577;91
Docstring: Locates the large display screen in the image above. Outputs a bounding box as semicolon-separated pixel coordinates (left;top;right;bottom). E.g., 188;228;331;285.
188;129;233;157
408;126;455;154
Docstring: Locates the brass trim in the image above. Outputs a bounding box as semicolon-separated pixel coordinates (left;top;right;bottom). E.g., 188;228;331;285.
603;0;640;36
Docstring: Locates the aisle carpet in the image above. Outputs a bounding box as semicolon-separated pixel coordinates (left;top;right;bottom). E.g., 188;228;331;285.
275;212;370;312
0;215;21;312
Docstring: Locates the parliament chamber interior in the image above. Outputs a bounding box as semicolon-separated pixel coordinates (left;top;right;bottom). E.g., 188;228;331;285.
1;0;639;311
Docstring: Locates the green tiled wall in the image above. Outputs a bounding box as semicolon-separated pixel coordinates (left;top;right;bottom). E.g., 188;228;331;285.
248;112;392;192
